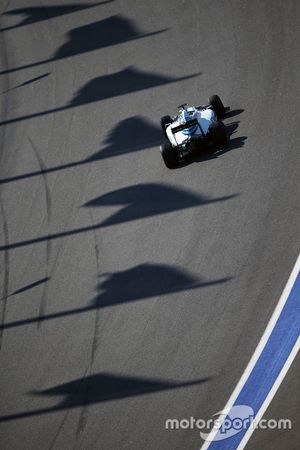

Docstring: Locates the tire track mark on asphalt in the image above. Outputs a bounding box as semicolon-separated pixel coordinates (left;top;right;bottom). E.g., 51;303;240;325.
0;6;10;339
28;137;52;324
48;367;90;450
45;61;91;448
46;61;104;443
75;194;102;440
45;64;77;283
48;408;72;450
0;195;9;349
43;45;82;450
72;87;108;444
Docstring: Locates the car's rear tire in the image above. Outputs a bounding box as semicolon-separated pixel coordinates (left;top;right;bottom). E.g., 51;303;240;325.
160;115;172;138
209;95;225;119
209;122;228;147
160;142;178;169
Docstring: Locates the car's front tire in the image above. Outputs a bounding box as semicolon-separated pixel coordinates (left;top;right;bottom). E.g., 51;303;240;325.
209;122;228;147
209;95;226;119
160;142;178;169
160;115;172;139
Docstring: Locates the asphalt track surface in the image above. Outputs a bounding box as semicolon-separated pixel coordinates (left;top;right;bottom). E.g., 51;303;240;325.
0;1;299;449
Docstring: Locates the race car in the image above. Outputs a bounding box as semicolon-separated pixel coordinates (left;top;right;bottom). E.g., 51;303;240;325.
160;95;228;168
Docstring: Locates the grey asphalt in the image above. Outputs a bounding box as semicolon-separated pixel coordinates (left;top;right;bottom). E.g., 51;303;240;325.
0;1;299;449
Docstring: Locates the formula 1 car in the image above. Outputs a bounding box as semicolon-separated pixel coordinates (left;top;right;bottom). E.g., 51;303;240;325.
160;95;228;168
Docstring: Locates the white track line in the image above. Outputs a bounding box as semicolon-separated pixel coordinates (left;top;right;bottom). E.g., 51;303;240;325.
201;253;300;449
237;336;300;449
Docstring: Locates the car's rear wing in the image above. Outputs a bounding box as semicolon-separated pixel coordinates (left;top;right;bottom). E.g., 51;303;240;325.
171;118;199;134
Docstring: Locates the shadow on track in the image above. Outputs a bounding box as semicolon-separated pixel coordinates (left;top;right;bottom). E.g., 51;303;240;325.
8;277;49;297
224;108;244;119
0;67;199;127
86;116;163;161
0;2;114;31
0;116;162;184
83;183;237;227
0;73;50;95
0;183;237;252
0;263;231;330
0;372;211;422
0;15;167;74
67;67;193;106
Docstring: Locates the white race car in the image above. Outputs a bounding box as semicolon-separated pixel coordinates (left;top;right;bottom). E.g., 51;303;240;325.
160;95;228;168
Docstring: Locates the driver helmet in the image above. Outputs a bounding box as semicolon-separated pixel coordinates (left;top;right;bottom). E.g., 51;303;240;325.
179;105;190;124
179;105;197;135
